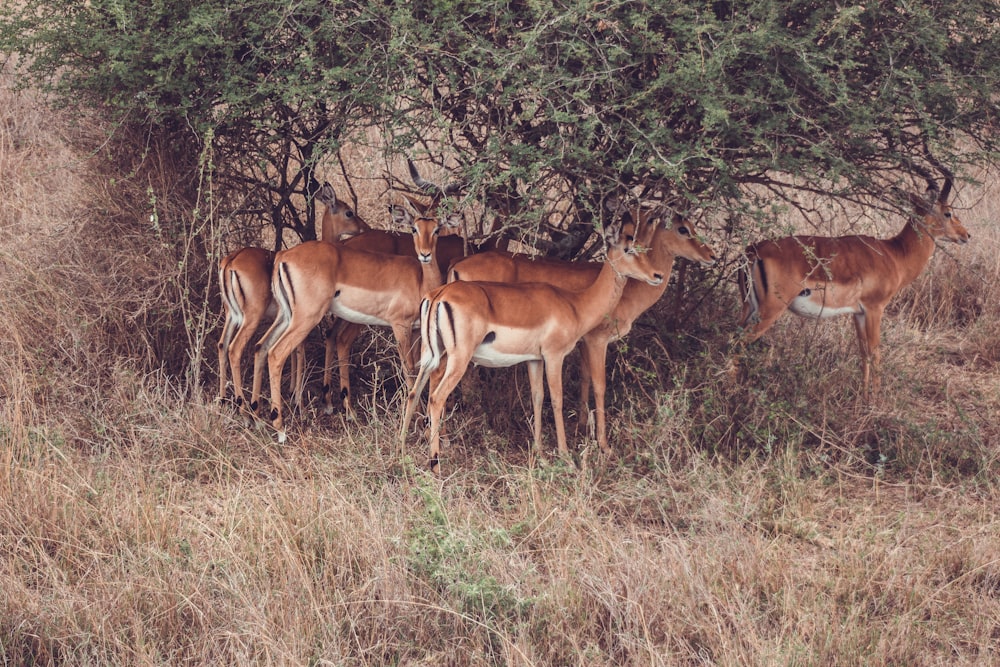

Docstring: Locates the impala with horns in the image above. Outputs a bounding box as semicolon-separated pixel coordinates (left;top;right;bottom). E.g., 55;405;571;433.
448;199;717;454
400;222;666;473
320;157;469;419
255;204;462;443
217;183;367;415
736;169;969;398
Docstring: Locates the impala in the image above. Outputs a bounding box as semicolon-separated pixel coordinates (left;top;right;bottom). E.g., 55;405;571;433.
736;175;970;397
399;223;666;473
320;159;468;419
217;183;366;413
448;201;717;453
256;205;462;443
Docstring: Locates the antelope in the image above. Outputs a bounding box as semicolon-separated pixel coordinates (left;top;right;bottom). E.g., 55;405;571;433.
256;205;462;443
736;175;970;398
448;200;715;453
320;158;468;419
447;201;717;453
217;183;366;414
399;222;666;473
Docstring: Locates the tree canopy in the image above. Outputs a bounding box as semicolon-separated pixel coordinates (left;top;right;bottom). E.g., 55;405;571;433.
2;0;998;253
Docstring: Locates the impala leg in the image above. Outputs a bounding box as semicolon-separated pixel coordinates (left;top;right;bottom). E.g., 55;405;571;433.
526;360;545;453
266;312;323;443
426;351;474;473
580;336;612;454
326;321;362;420
250;323;276;417
853;306;884;401
576;339;594;442
218;310;236;403
399;361;432;452
321;319;339;414
227;309;264;412
391;323;416;391
543;355;569;456
868;307;884;397
290;343;306;413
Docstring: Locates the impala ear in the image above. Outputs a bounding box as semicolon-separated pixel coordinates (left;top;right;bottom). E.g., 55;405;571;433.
907;190;934;216
315;182;337;206
603;223;622;248
389;204;413;226
400;192;432;215
441;211;464;229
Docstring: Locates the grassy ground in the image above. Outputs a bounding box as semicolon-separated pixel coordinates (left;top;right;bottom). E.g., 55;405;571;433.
1;67;999;665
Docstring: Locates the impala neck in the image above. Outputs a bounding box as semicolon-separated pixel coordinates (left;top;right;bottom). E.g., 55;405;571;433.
569;251;631;332
890;214;939;286
420;254;445;293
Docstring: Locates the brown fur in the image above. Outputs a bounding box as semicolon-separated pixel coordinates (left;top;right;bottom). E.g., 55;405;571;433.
217;185;366;414
256;208;459;442
448;205;717;453
399;224;667;473
737;184;970;397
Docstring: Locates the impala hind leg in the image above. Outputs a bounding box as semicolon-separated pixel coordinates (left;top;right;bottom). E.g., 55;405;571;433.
425;351;475;473
218;310;237;403
324;320;362;420
227;312;265;413
266;320;320;443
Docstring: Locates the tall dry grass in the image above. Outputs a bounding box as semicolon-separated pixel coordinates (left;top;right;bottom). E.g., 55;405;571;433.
1;63;999;665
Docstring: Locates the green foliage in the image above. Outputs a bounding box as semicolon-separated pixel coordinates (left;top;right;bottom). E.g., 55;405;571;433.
405;478;533;638
3;0;999;251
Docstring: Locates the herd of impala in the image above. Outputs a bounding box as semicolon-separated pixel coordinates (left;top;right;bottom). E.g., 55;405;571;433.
218;159;970;472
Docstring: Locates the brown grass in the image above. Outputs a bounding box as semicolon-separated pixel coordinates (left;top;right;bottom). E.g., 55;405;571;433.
1;64;999;665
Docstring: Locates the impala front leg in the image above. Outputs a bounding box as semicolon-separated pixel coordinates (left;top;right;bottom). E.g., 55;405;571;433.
526;360;545;453
579;336;612;453
543;354;569;456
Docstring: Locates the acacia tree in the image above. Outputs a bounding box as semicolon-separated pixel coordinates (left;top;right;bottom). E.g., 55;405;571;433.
2;0;998;248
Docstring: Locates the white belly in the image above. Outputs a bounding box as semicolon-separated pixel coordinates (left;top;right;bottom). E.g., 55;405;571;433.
331;302;391;327
788;293;860;319
471;346;539;368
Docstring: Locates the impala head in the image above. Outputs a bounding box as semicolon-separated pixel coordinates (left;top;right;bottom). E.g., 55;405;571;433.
664;212;718;266
390;204;463;264
316;182;368;241
605;222;665;286
638;206;719;267
909;178;970;246
609;196;719;268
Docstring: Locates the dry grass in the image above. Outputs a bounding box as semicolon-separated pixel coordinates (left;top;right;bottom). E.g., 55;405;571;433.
2;65;999;665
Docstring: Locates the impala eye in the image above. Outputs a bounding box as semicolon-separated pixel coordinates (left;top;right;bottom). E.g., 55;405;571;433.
678;226;690;235
346;210;354;218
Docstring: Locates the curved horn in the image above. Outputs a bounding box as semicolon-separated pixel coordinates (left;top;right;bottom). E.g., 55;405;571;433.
922;142;954;203
407;157;464;197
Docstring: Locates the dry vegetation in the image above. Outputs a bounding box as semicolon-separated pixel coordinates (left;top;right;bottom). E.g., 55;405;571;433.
1;66;999;666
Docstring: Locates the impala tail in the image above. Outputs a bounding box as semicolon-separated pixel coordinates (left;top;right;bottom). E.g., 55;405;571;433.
255;261;293;359
399;296;445;447
220;269;245;342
